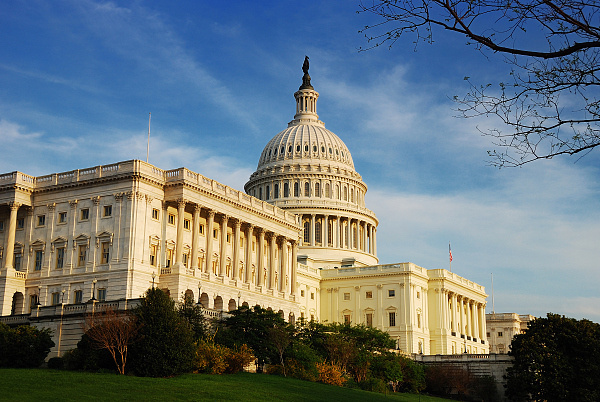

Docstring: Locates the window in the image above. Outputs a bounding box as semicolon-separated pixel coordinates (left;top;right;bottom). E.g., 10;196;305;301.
168;213;175;225
389;312;396;327
283;183;289;197
184;219;190;230
266;185;270;200
417;291;420;299
366;313;373;327
51;292;60;306
34;250;43;271
303;221;310;243
343;293;350;301
17;218;24;229
199;224;204;234
56;247;65;269
74;290;83;304
103;205;112;217
274;184;279;199
315;220;321;243
0;220;3;231
310;314;314;321
314;182;320;197
152;208;159;220
59;212;67;223
388;289;395;297
37;215;46;226
259;187;263;200
97;288;107;302
150;245;158;266
183;253;189;268
81;208;90;221
227;233;231;243
301;289;305;297
417;313;421;329
101;242;110;264
311;292;314;300
78;245;87;267
304;145;309;152
296;144;301;152
29;295;39;312
294;182;299;197
313;145;317;152
486;332;491;338
344;315;351;324
14;251;22;269
304;182;310;196
166;249;173;268
366;291;373;299
498;332;503;337
213;229;218;239
325;183;330;198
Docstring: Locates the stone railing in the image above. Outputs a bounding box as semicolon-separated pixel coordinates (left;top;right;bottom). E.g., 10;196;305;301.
320;262;427;278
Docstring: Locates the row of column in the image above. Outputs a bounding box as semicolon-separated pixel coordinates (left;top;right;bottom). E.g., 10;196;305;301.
301;213;376;255
437;288;485;341
171;199;298;296
256;179;365;207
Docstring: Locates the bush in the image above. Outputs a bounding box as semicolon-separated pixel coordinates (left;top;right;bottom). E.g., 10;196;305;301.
284;341;320;381
0;323;54;368
359;377;388;393
194;340;254;374
316;362;346;386
47;357;64;370
224;344;254;374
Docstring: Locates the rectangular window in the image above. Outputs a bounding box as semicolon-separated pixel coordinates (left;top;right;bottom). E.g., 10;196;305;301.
14;252;22;269
150;245;158;266
311;292;314;300
29;295;39;312
81;208;90;221
168;214;175;225
59;212;67;223
0;220;4;231
101;243;110;264
74;290;83;304
301;289;305;297
344;314;351;325
184;219;190;230
97;288;106;302
388;289;395;297
227;233;231;243
366;313;373;327
343;292;350;301
199;224;204;234
166;249;173;268
213;229;218;239
17;218;24;229
34;250;43;271
498;332;503;337
366;291;373;299
56;247;65;269
37;215;46;226
103;205;112;217
389;312;396;327
417;291;420;299
78;245;87;267
152;208;159;220
51;292;60;306
183;253;189;268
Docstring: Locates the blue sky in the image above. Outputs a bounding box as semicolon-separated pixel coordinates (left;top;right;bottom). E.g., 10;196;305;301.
1;1;599;322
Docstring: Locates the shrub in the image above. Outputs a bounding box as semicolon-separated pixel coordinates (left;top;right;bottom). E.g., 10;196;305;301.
284;341;320;381
224;344;254;374
359;377;388;393
47;357;65;370
0;323;54;368
316;362;346;386
194;339;229;374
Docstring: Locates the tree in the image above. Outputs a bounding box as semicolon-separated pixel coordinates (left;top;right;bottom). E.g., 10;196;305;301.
505;313;600;401
359;1;600;167
84;306;139;374
177;293;207;340
0;323;54;368
129;288;196;377
268;325;292;376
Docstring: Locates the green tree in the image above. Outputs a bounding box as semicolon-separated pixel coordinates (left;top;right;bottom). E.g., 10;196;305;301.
177;293;206;340
129;288;195;377
215;305;285;372
0;322;54;368
505;313;600;402
359;1;600;167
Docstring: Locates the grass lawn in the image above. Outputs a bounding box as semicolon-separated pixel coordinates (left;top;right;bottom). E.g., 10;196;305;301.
0;369;451;401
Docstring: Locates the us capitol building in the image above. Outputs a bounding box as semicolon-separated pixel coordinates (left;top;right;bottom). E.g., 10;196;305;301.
0;62;489;356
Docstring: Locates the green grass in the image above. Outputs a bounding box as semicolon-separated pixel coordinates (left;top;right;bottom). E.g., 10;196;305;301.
0;369;451;401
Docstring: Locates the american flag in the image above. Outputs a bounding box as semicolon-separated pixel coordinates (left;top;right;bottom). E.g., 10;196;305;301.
449;243;453;262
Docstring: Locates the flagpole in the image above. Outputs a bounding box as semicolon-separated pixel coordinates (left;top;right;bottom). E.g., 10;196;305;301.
146;112;151;163
449;242;452;272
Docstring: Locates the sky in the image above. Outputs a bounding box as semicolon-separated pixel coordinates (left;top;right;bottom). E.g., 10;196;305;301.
1;1;599;323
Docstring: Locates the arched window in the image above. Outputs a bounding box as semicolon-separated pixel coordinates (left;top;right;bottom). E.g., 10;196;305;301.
336;184;340;199
259;187;263;200
274;184;279;199
296;144;301;152
343;186;348;201
351;188;354;203
325;183;330;198
353;225;357;248
315;220;322;244
283;182;289;198
313;145;317;152
303;221;310;243
294;182;299;197
315;182;320;197
328;220;333;246
266;185;270;200
280;146;284;155
304;182;310;197
304;144;309;152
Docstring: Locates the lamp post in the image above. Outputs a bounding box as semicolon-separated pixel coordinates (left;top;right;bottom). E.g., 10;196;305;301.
197;282;202;305
61;289;66;304
35;285;42;307
237;291;241;309
91;278;97;301
151;272;156;289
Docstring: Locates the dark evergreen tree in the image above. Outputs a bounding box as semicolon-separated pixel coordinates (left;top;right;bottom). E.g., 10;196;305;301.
0;322;54;368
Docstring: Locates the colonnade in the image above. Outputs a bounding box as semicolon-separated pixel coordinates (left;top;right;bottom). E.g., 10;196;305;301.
435;288;486;341
166;199;298;296
300;213;376;255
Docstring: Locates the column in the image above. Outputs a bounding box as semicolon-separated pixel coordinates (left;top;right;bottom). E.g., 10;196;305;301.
368;224;373;254
244;224;253;283
204;210;215;273
363;222;368;252
451;293;457;333
175;199;185;265
466;300;472;339
281;237;288;294
232;219;241;281
479;304;486;340
346;218;351;249
310;214;315;246
3;201;20;269
373;227;377;256
219;214;228;277
457;296;463;335
269;233;276;290
290;240;297;296
323;215;329;247
191;204;201;270
257;228;265;287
